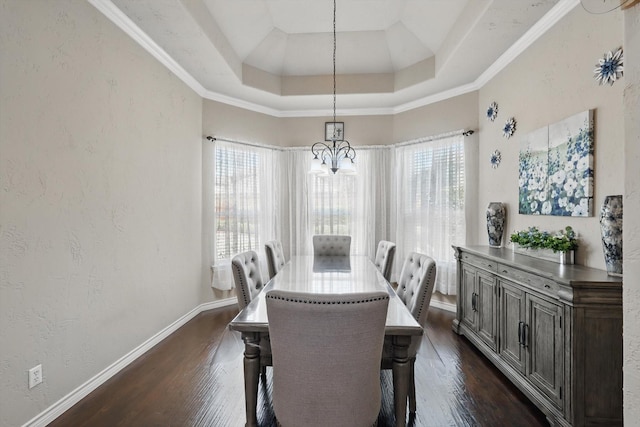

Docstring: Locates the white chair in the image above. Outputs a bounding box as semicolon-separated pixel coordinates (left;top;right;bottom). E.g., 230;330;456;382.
381;252;437;414
266;290;389;427
265;240;286;279
374;240;396;282
312;234;351;256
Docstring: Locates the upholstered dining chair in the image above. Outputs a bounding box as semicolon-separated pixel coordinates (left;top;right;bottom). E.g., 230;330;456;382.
265;240;286;279
231;250;266;310
374;240;396;282
312;234;351;256
231;250;271;377
381;252;437;415
266;290;389;427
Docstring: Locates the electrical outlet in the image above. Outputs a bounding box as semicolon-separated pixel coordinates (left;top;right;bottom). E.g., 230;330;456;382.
28;364;42;389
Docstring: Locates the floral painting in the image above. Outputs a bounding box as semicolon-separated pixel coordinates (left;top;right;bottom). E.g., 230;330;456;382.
518;110;594;217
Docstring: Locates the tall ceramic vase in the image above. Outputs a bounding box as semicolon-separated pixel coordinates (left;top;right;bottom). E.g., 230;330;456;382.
486;202;506;248
599;195;623;276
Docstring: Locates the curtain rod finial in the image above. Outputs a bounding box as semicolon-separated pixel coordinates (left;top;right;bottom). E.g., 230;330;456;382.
206;136;215;141
463;130;475;137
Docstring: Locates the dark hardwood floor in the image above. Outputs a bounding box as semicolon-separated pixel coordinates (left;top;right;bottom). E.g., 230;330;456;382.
49;306;548;427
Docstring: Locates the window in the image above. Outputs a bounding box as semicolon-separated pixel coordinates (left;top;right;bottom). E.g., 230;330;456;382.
394;133;465;294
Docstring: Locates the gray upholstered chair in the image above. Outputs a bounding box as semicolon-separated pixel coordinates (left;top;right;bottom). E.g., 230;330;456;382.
381;252;437;414
231;250;271;377
374;240;396;282
231;250;266;310
312;234;351;256
265;240;286;279
266;290;389;427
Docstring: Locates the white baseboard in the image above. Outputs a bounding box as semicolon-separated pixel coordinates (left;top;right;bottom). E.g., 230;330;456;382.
430;299;457;313
22;297;237;427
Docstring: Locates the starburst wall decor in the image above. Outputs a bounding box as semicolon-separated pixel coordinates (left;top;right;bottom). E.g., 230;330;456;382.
502;117;516;139
486;102;498;121
594;47;623;86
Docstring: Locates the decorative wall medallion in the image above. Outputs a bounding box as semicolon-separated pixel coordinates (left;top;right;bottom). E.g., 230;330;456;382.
490;150;501;169
502;117;516;138
486;102;498;121
594;47;623;86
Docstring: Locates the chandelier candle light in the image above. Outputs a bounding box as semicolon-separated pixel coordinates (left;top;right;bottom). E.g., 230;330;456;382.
310;0;356;175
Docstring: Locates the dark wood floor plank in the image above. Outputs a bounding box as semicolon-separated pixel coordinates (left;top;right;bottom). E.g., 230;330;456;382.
49;305;547;427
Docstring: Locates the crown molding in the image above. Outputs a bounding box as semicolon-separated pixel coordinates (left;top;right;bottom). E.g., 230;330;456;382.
475;0;580;88
88;0;207;97
90;0;579;118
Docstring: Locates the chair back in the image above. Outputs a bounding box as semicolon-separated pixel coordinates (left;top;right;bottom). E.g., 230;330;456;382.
312;235;351;256
396;252;437;355
266;290;389;427
231;250;265;310
265;240;286;279
374;240;396;282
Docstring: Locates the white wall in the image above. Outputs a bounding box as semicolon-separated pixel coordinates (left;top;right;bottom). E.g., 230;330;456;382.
623;3;640;422
0;1;204;426
478;6;624;269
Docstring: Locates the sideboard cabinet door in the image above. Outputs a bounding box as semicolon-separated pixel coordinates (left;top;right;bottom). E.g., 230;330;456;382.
477;271;497;351
499;279;526;375
526;293;563;409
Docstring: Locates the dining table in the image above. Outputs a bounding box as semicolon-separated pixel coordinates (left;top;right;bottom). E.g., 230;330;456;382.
228;255;423;427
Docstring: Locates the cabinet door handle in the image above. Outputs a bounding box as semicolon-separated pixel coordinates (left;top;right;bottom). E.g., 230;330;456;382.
523;324;529;348
518;321;524;346
471;293;477;312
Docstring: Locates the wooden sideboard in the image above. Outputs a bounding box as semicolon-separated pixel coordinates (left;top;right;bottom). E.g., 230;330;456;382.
452;246;622;427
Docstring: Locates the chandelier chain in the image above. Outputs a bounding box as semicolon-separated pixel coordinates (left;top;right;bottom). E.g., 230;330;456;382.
332;0;337;132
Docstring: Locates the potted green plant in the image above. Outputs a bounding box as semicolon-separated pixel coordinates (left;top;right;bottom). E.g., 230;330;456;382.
509;226;578;264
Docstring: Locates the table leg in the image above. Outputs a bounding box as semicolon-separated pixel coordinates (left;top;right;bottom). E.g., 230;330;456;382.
392;335;412;427
242;332;261;427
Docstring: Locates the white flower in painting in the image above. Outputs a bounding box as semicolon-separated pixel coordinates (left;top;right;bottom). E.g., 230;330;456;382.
580;198;589;209
542;201;552;214
573;203;588;216
530;201;538;211
564;179;578;193
580;178;588;187
559;197;568;208
551;190;558;198
571;153;580;163
538;191;547;202
519;177;526;187
577;156;589;171
552;170;566;184
527;194;533;202
564;162;575;172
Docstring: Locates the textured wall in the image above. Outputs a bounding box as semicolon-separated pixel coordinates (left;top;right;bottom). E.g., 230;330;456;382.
624;4;640;422
478;6;624;269
0;1;203;426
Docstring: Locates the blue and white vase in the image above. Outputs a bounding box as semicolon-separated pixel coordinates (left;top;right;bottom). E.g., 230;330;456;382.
487;202;506;247
599;195;623;276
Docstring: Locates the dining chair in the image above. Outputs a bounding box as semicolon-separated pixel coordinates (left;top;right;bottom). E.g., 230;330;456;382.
312;234;351;256
231;250;266;310
374;240;396;282
265;240;286;279
231;250;271;377
381;252;437;414
266;290;389;427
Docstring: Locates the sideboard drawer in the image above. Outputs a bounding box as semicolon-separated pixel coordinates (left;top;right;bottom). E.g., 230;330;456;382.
460;253;498;273
497;263;559;296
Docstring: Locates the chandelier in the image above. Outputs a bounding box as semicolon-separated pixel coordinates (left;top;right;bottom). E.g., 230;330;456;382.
310;0;356;175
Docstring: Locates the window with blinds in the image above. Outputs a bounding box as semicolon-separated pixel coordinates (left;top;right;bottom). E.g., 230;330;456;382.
214;146;260;259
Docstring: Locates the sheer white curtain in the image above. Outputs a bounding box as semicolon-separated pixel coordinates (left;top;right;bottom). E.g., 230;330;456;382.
281;147;390;259
207;139;280;290
391;133;466;295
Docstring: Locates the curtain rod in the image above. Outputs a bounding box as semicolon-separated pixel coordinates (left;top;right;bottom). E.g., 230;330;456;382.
206;129;475;151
